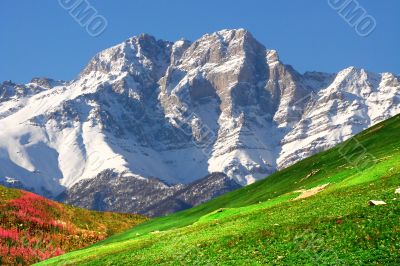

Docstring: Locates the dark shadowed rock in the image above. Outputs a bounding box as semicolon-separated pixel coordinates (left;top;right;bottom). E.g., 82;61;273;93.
59;170;241;217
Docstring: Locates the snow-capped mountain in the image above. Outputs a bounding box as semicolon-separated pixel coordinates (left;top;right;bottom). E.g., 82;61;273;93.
0;29;399;215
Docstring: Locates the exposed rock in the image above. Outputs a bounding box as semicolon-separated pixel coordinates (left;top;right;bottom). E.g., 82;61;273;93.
60;170;241;217
299;169;321;182
368;200;387;206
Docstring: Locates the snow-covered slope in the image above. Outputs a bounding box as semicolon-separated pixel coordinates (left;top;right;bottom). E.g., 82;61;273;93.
277;68;400;168
0;29;399;209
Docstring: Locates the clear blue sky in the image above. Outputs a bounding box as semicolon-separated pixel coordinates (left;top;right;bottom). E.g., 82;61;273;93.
1;0;399;83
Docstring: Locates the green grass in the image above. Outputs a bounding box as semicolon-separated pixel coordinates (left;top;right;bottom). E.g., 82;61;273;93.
0;185;22;204
38;115;400;265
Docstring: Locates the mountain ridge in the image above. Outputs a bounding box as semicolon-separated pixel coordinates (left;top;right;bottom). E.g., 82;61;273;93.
0;28;399;215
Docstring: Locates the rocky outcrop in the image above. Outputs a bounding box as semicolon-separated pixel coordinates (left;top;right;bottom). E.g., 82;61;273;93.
59;170;240;217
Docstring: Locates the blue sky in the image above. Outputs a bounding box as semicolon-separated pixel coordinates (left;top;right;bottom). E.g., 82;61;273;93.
1;0;399;83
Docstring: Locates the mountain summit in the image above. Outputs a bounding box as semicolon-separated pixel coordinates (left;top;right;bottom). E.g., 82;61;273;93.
0;29;399;215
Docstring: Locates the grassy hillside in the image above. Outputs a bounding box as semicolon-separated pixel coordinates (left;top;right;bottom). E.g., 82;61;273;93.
0;186;147;265
39;114;400;265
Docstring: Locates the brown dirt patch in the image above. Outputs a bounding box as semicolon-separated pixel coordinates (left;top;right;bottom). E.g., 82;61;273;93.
294;183;330;200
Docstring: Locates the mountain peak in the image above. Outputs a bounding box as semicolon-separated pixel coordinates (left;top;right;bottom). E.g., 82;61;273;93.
209;28;261;47
266;49;279;64
213;28;249;38
29;77;66;89
334;66;379;82
1;80;15;86
80;33;172;78
0;30;399;214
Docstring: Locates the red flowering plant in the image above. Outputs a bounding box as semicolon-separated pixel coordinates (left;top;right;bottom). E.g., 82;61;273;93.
0;186;145;265
0;191;104;265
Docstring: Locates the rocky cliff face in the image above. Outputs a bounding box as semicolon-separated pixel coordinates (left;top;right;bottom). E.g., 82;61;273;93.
0;29;399;215
59;170;240;217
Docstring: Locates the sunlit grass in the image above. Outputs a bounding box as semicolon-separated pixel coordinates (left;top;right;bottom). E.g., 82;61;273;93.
39;115;400;265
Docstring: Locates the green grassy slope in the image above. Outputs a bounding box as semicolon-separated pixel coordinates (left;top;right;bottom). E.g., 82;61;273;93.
39;115;400;265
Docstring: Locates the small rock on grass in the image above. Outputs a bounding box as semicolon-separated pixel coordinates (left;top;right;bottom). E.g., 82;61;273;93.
395;188;400;194
368;200;387;206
